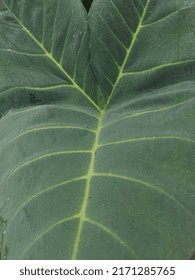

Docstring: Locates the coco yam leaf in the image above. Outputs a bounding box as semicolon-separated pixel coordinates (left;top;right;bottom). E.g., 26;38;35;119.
0;0;195;260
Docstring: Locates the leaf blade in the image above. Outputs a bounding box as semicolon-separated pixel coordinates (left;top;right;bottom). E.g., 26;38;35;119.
0;0;195;260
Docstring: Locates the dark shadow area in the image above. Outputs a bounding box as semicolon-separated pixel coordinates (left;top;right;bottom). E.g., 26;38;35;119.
82;0;93;12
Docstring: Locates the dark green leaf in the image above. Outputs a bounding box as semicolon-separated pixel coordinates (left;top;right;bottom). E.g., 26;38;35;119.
0;0;195;260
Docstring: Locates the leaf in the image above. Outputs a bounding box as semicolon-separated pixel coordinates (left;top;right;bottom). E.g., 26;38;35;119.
0;0;195;260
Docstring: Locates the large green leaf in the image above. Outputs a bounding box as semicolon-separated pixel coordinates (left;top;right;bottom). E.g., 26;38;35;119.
0;0;195;260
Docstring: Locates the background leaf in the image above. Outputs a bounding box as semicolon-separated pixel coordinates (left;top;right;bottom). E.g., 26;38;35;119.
0;0;99;114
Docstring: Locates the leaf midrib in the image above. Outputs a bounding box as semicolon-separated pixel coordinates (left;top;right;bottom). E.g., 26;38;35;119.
1;0;100;112
71;109;104;259
105;0;150;109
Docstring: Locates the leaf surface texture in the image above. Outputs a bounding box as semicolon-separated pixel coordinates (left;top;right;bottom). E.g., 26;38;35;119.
0;0;195;259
